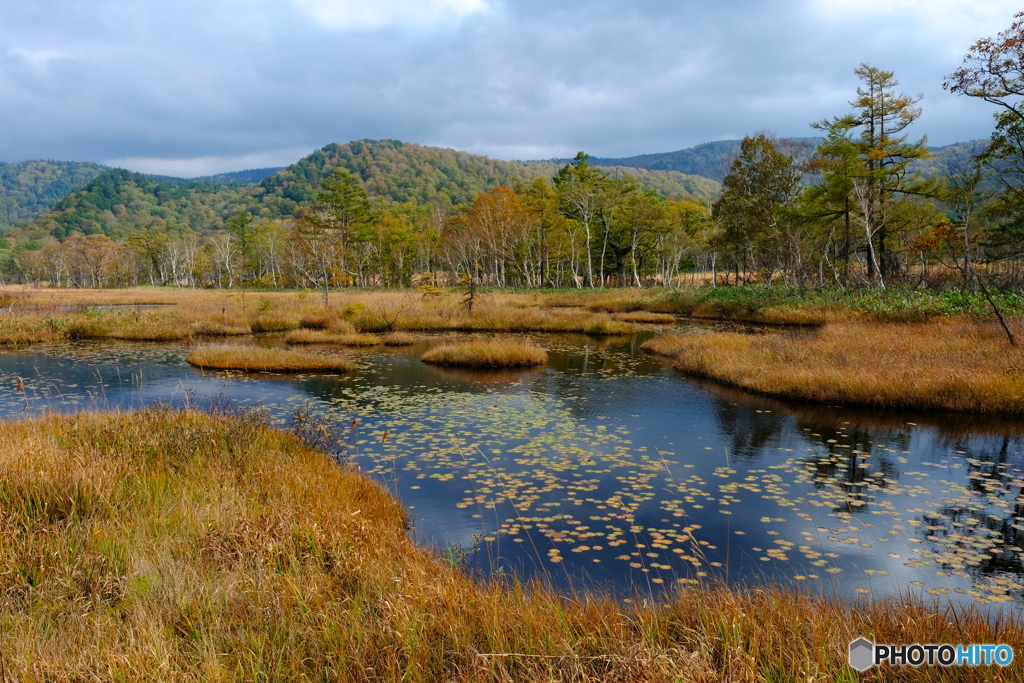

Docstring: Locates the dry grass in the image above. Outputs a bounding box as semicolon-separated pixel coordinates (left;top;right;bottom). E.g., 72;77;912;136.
187;345;354;373
422;339;548;368
0;409;1017;682
382;331;418;346
644;319;1024;413
0;289;635;345
300;310;357;333
284;329;381;346
611;311;677;324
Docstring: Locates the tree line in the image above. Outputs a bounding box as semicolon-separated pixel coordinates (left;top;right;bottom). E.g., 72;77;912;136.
5;13;1024;292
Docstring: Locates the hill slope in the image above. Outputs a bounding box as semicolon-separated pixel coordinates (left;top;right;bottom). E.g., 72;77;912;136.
590;137;992;184
585;138;821;181
0;160;109;229
249;140;719;217
11;141;721;241
150;167;285;185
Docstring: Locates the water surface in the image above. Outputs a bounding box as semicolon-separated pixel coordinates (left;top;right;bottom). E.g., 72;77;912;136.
1;325;1022;613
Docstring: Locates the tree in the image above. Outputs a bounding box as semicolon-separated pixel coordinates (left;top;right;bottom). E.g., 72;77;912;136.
712;134;801;284
944;12;1024;121
843;65;932;283
554;153;608;288
300;169;372;303
945;14;1024;263
804;118;863;285
225;210;256;282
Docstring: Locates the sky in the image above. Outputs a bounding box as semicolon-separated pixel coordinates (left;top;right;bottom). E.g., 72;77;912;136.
0;0;1018;176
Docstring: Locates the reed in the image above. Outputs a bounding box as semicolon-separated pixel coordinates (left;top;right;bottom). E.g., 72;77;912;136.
644;319;1024;413
0;409;1016;682
187;345;354;373
422;339;548;368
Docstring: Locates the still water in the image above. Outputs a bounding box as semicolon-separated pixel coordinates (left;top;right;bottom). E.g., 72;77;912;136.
1;327;1022;614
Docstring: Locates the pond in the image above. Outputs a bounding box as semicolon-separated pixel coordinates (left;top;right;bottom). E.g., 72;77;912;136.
1;324;1023;614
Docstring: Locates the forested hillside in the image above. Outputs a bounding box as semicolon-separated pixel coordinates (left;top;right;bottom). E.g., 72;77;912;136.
150;167;284;185
0;160;109;229
26;169;245;240
6;140;721;244
586;139;820;181
589;137;989;183
249;140;718;215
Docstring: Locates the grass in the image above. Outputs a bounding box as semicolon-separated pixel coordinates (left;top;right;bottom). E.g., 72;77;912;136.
186;345;354;373
382;331;417;346
422;339;548;368
643;319;1024;414
284;329;382;346
0;408;1018;681
0;288;636;345
611;310;677;324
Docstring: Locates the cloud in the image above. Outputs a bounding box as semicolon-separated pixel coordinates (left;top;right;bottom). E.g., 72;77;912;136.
104;147;316;177
290;0;488;30
0;0;1016;172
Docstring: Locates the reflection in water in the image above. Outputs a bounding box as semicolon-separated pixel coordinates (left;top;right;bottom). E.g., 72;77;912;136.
0;330;1023;613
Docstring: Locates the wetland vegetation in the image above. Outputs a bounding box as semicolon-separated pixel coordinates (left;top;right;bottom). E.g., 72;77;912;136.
0;286;1024;682
0;407;1020;682
186;345;355;373
5;16;1024;678
421;339;548;368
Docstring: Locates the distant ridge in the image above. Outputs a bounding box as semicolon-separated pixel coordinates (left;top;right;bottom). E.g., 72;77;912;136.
582;137;991;183
580;138;821;182
148;167;285;185
7;140;721;241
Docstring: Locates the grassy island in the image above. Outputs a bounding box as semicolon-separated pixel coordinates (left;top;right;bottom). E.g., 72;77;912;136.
186;345;354;373
422;339;548;368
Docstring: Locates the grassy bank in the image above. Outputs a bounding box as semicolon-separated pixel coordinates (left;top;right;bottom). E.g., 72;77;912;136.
422;339;548;367
644;319;1024;414
186;345;354;373
543;284;1024;325
0;288;636;345
0;409;1018;681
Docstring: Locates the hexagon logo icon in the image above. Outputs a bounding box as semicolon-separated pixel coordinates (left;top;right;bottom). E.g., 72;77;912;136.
849;637;875;672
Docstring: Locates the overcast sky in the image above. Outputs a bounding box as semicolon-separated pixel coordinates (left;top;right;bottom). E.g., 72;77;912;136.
0;0;1018;176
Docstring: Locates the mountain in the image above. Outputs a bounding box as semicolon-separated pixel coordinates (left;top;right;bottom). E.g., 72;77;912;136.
590;137;996;186
0;160;109;229
583;138;822;182
7;141;721;243
26;168;246;240
248;140;719;216
149;167;285;185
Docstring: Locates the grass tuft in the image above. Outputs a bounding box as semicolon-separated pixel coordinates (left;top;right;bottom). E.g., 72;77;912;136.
382;331;418;346
186;345;354;373
422;339;548;368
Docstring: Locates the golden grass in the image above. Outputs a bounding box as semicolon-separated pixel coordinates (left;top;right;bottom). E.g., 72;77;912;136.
611;311;677;324
300;311;357;333
186;345;354;373
644;319;1024;413
0;289;636;345
0;409;1018;682
422;339;548;368
249;314;301;333
382;331;418;346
